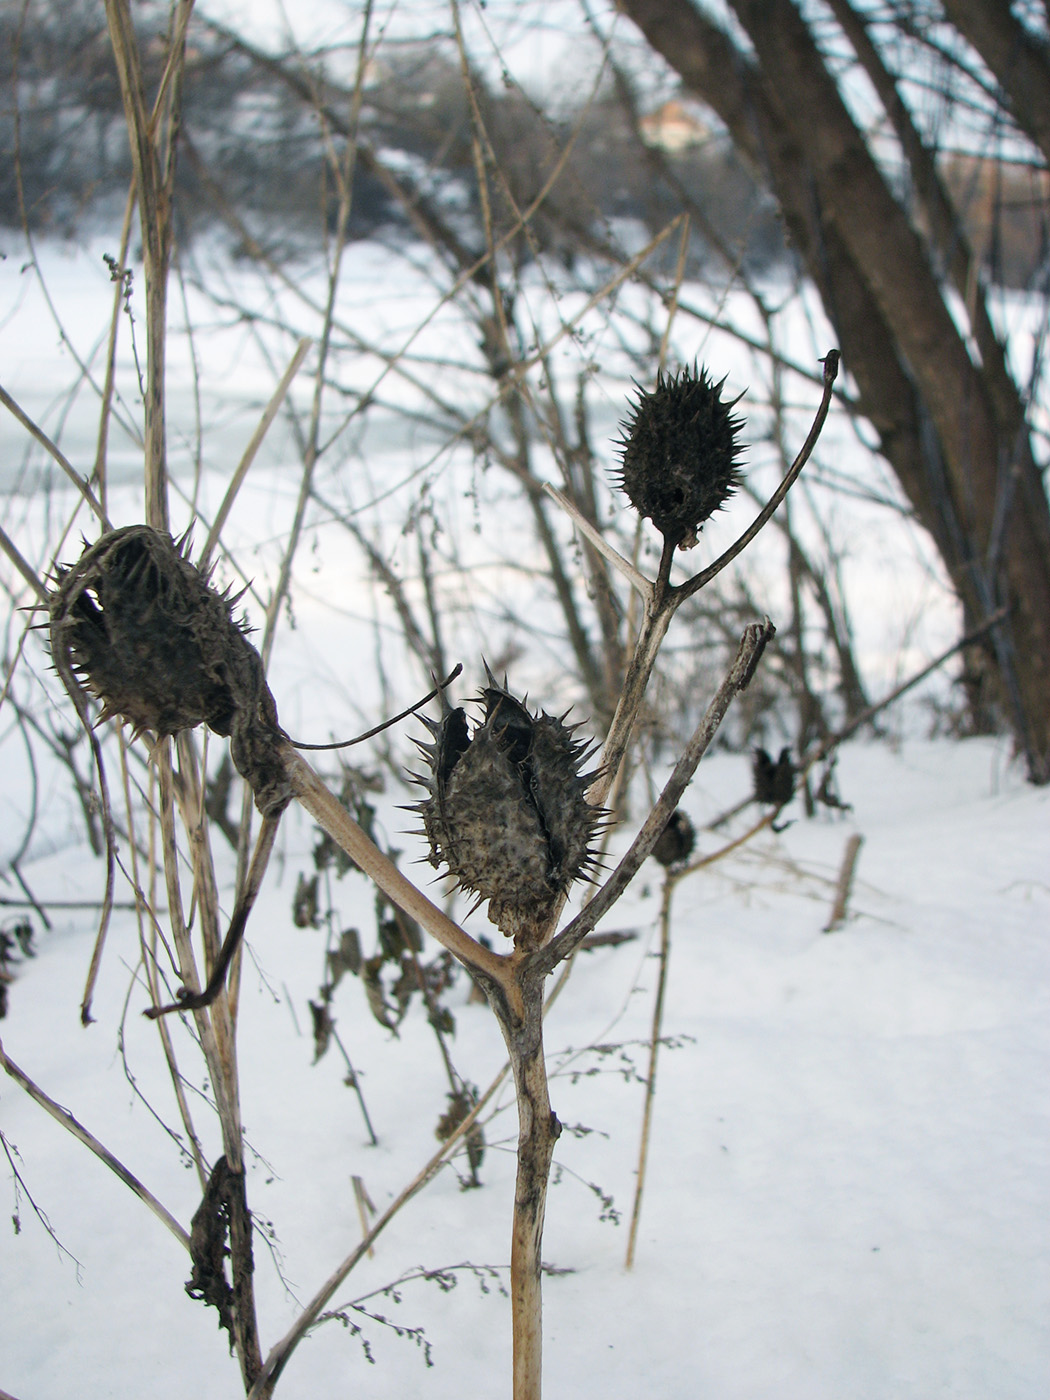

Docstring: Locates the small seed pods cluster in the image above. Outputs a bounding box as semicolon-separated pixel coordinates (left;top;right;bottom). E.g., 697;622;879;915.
616;364;746;549
49;525;292;816
412;675;604;947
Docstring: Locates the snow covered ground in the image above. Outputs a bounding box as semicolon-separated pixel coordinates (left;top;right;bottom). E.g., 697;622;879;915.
1;732;1047;1400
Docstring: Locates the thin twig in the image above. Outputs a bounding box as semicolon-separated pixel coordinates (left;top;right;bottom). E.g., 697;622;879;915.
199;336;313;573
0;1039;190;1251
803;604;1010;769
678;350;840;600
0;524;47;602
542;484;652;600
144;814;280;1017
288;665;463;751
537;619;775;976
246;1064;509;1399
624;870;674;1270
118;737;209;1189
0;383;112;530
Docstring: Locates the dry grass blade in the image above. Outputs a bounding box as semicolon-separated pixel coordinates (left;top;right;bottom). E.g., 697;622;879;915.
199;337;313;572
543;484;652;600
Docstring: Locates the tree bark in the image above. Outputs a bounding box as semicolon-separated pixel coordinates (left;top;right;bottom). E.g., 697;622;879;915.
618;0;1050;780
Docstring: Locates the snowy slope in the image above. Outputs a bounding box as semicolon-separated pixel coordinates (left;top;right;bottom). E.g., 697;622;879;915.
2;735;1047;1400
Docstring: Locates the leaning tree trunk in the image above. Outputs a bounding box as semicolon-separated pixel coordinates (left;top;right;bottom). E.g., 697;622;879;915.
619;0;1050;781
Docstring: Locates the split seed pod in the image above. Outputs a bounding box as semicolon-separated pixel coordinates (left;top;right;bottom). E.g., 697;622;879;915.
752;746;795;808
412;674;604;946
49;525;292;816
616;364;746;549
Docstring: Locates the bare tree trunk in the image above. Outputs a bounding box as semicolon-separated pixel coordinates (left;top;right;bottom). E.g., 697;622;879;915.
617;0;1050;780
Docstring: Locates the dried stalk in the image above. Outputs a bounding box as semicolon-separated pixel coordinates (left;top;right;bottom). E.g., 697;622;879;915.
284;748;509;988
199;336;313;572
263;355;834;1398
103;0;191;533
823;833;864;933
542;621;775;973
269;615;772;1399
154;741;263;1388
549;349;841;813
0;523;47;603
624;870;674;1269
117;736;209;1189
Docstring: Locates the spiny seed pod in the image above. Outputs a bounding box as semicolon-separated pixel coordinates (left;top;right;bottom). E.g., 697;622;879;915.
651;808;696;868
411;673;604;946
752;746;795;807
616;364;746;550
48;525;292;816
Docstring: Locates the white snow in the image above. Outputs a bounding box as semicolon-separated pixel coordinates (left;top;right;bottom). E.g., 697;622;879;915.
1;734;1047;1399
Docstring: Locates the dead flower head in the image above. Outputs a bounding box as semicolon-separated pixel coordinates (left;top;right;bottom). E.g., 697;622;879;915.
48;525;291;816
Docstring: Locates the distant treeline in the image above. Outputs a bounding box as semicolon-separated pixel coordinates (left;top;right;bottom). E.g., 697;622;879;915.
2;0;1044;287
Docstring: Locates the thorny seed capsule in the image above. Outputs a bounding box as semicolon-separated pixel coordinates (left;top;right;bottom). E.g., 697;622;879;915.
651;809;696;868
616;364;746;549
48;525;292;816
411;673;604;947
752;746;796;808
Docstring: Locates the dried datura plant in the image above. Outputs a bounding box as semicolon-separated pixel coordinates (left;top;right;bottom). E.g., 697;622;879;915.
31;350;835;1400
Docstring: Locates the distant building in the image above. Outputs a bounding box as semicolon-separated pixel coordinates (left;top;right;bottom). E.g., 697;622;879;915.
639;99;711;152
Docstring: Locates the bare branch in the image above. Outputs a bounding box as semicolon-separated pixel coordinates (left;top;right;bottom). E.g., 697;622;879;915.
678;350;839;600
537;618;775;975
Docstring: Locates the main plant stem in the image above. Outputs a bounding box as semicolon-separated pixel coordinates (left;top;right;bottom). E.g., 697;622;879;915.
497;968;559;1400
